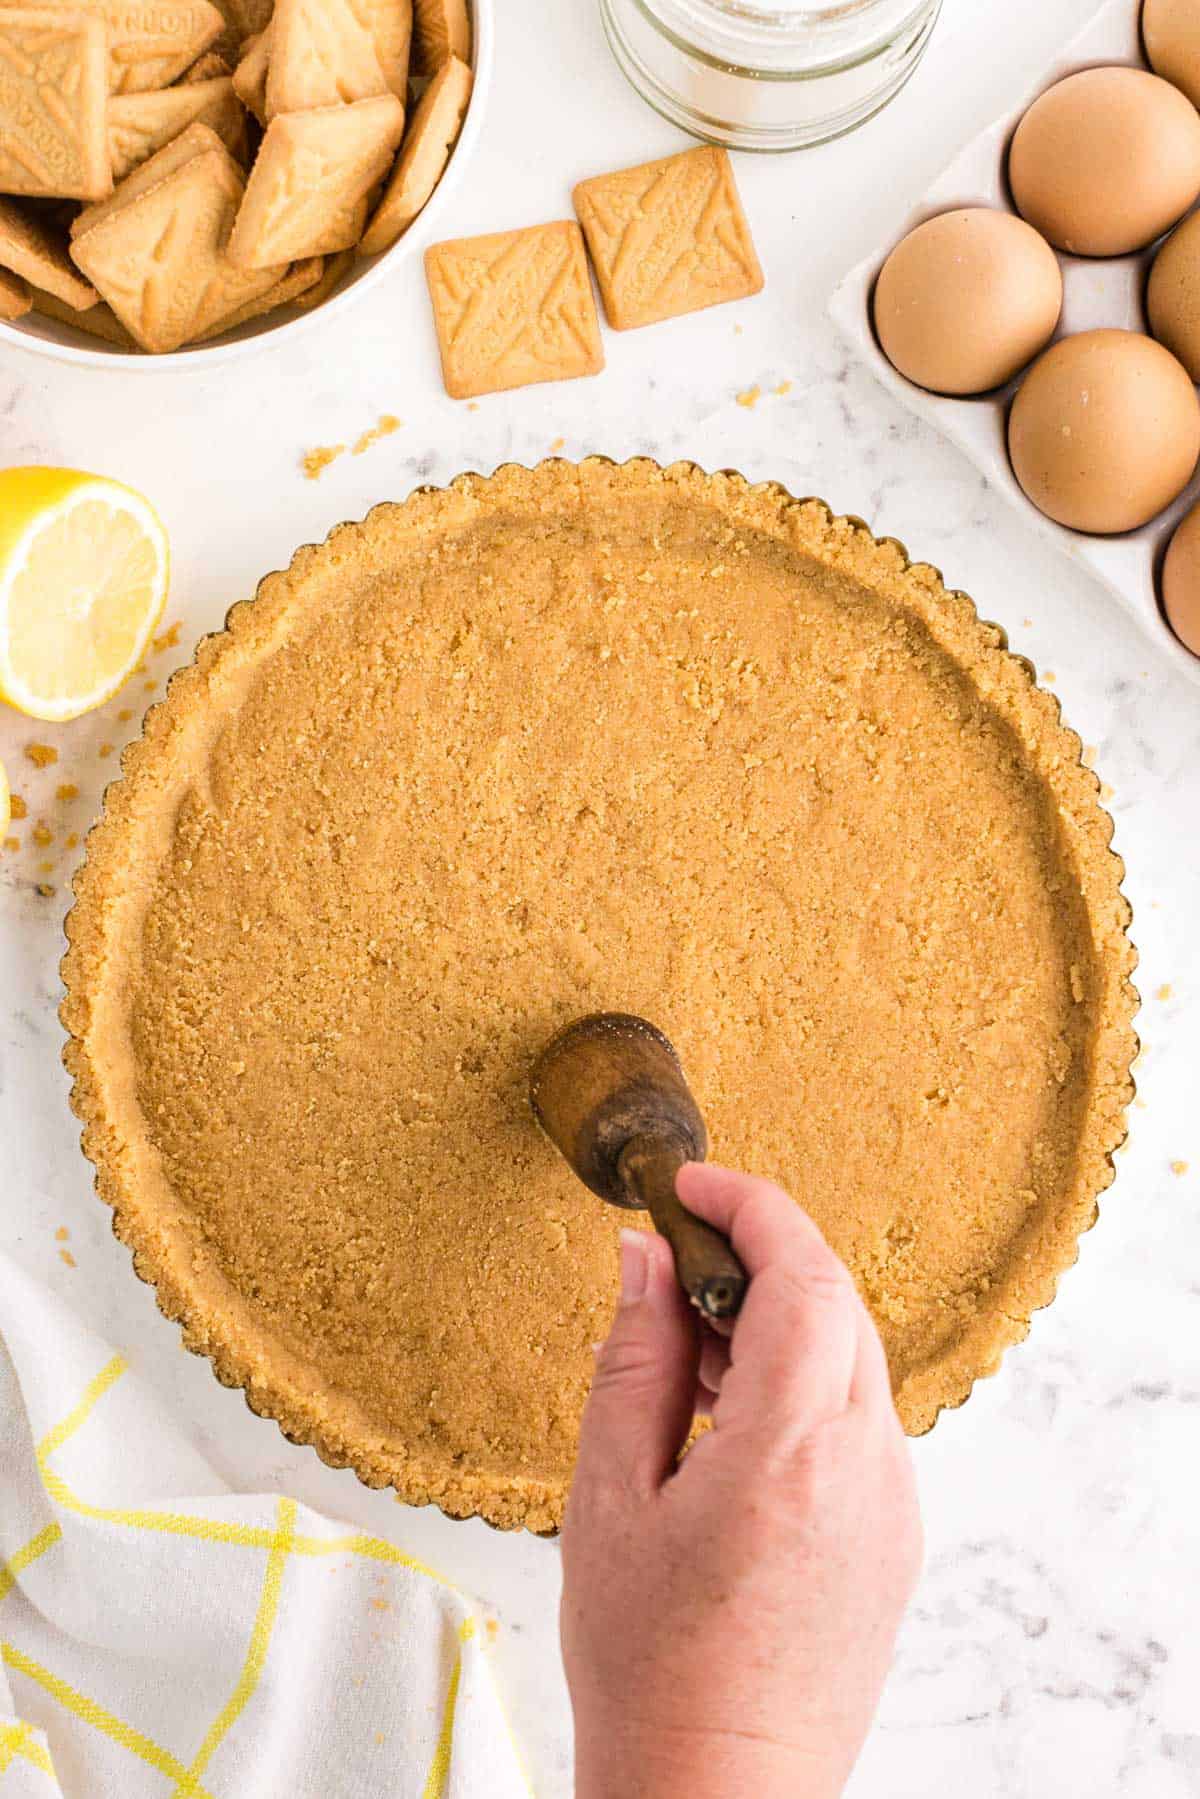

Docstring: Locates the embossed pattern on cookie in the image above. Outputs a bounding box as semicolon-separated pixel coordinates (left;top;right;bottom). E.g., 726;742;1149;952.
0;8;109;198
265;0;388;118
69;140;243;349
108;76;246;179
573;145;764;331
424;220;604;399
227;91;404;268
0;0;228;95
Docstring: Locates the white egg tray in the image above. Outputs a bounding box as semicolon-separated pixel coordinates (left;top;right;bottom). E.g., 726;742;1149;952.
828;0;1200;690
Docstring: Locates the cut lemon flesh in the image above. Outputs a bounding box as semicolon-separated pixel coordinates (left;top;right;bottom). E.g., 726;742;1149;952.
0;468;169;722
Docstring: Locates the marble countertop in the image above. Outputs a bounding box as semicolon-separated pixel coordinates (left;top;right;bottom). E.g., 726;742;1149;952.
3;0;1199;1792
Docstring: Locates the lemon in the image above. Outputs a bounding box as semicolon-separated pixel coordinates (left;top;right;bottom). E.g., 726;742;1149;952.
0;467;168;722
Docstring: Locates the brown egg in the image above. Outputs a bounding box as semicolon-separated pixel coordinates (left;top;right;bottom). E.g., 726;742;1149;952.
1008;329;1200;533
1009;66;1200;256
1148;209;1200;378
873;208;1062;396
1143;0;1200;109
1161;500;1200;654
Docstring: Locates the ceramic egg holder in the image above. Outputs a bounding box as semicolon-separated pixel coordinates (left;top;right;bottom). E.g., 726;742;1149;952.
829;0;1200;690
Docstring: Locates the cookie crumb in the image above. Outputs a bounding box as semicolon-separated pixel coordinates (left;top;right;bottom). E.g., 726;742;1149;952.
773;380;792;396
352;415;402;457
118;708;133;722
55;1226;69;1241
144;680;156;692
25;743;57;768
3;837;17;852
99;743;114;758
152;622;181;654
59;1247;76;1268
1042;670;1056;684
38;860;53;875
467;401;479;411
55;783;78;803
36;882;55;897
1155;983;1172;1001
1022;617;1033;628
65;832;78;849
9;794;26;819
32;824;53;847
1171;1160;1189;1176
368;1597;389;1611
302;444;346;480
736;384;761;409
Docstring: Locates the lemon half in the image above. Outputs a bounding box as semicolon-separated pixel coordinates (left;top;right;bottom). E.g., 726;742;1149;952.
0;467;169;722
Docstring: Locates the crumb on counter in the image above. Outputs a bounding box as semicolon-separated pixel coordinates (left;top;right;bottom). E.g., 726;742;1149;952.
1042;671;1056;684
59;1247;76;1268
55;783;78;803
99;743;114;758
736;384;761;408
25;743;57;767
773;380;792;396
1022;617;1033;627
118;709;133;722
466;401;479;411
55;1227;69;1241
65;832;79;849
32;824;52;847
1156;983;1173;1001
548;437;565;453
302;444;346;480
352;415;402;457
144;680;157;692
1171;1160;1189;1176
153;622;181;654
3;837;17;852
36;882;55;898
38;860;53;875
9;794;26;819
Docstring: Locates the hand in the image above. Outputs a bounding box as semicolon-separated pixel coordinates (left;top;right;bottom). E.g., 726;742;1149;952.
560;1163;922;1799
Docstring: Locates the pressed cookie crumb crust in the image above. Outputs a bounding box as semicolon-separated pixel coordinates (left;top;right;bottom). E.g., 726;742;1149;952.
62;459;1137;1533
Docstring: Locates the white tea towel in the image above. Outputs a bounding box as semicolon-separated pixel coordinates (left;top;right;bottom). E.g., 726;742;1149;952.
0;1253;529;1798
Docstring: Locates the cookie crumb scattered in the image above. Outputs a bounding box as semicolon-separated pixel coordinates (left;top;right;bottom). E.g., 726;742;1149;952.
773;380;792;396
1042;670;1056;684
9;794;26;820
153;622;181;654
65;832;79;849
36;882;55;897
98;743;114;758
548;436;565;453
302;444;346;480
466;401;479;411
25;743;57;767
32;824;52;847
55;783;78;803
38;860;53;875
59;1247;76;1268
1022;617;1033;628
118;709;133;722
144;680;156;692
55;1227;69;1242
368;1597;389;1611
1155;983;1172;1001
1171;1160;1189;1176
3;837;17;852
352;415;402;457
736;384;761;408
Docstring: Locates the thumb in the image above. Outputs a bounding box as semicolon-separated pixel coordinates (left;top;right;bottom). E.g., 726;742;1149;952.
574;1229;700;1500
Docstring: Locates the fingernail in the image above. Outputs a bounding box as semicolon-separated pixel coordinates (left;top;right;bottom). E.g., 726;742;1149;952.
618;1229;649;1305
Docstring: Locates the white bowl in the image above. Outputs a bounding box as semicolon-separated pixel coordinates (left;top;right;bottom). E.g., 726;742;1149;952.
0;0;492;371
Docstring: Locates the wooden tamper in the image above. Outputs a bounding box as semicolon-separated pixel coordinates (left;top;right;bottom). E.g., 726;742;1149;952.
530;1012;747;1320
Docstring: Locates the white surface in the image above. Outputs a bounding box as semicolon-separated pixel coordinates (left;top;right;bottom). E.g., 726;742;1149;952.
0;0;493;371
830;0;1200;690
0;1256;525;1798
2;0;1199;1794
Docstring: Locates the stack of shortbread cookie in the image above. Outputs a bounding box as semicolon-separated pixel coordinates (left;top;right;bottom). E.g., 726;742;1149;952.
0;0;472;352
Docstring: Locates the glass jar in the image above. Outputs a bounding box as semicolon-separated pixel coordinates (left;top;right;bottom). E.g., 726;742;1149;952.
599;0;942;152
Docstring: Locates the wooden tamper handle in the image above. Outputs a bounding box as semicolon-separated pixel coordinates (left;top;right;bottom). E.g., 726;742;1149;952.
530;1012;747;1321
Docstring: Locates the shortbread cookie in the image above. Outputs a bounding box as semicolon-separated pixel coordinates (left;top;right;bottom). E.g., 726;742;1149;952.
424;220;604;398
196;250;320;337
30;283;132;340
224;0;272;38
231;24;270;123
179;50;233;80
359;51;469;256
73;119;221;239
412;0;468;73
0;8;109;198
228;92;403;269
107;78;247;181
362;0;411;96
0;264;31;317
265;0;387;118
573;145;763;331
0;194;97;306
70;141;244;349
291;244;350;309
0;0;227;95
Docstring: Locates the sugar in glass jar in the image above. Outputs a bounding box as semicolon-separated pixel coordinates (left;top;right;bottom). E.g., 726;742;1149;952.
599;0;942;151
